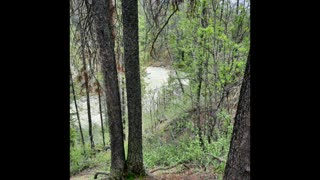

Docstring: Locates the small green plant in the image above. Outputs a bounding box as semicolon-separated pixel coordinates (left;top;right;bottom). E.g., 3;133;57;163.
70;145;91;175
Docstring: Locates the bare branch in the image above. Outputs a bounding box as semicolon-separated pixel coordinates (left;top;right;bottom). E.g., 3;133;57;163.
150;4;179;60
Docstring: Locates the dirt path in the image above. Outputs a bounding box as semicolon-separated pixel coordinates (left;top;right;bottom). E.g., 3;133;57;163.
71;164;219;180
70;166;107;180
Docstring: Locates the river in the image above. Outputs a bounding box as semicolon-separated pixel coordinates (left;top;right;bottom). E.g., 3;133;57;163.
70;66;172;128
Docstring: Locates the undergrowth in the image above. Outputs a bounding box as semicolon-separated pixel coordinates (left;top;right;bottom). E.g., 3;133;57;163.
70;144;111;175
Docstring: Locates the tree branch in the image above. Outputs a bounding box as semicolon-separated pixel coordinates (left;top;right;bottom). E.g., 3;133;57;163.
206;153;226;163
149;163;180;173
150;5;179;60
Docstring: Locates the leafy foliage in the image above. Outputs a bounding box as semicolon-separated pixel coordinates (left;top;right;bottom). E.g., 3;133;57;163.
70;0;250;178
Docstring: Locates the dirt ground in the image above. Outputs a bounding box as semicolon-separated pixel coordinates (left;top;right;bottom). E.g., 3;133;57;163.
71;164;219;180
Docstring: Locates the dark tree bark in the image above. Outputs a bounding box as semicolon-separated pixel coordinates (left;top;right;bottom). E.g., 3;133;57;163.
196;56;205;151
236;0;240;15
92;0;126;178
224;50;250;180
122;0;146;176
70;67;85;148
220;0;225;23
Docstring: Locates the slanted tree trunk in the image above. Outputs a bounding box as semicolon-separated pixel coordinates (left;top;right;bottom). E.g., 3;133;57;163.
92;0;126;178
122;0;146;176
224;50;250;180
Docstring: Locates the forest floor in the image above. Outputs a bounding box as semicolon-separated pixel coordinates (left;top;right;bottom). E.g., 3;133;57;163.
70;165;103;180
70;164;219;180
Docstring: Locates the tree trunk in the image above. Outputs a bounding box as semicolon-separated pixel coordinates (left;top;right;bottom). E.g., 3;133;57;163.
122;0;146;176
97;84;105;147
79;26;95;150
224;50;250;180
92;0;126;178
174;70;184;95
70;68;85;148
220;0;225;23
195;3;208;151
196;57;205;151
236;0;240;15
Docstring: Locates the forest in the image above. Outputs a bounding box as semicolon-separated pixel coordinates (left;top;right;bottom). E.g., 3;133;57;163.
70;0;250;179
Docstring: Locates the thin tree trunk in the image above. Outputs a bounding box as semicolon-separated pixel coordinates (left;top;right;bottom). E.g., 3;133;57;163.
174;70;185;94
122;0;146;176
196;3;208;151
156;92;160;130
150;102;153;132
79;25;95;150
166;42;184;95
236;0;239;15
220;0;225;23
209;0;218;144
70;68;85;148
92;0;126;178
204;51;209;138
163;87;166;110
196;54;205;151
224;50;250;180
97;84;106;147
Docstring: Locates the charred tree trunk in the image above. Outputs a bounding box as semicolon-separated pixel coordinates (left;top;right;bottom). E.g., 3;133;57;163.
122;0;146;176
224;51;250;180
92;0;126;178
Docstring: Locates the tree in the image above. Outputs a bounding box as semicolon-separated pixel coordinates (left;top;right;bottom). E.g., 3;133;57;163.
70;67;85;149
224;50;250;180
92;0;126;178
122;0;146;176
70;0;97;150
97;82;106;147
79;24;95;150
